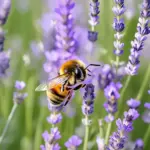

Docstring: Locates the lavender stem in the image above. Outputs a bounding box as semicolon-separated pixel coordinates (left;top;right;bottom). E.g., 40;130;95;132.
116;76;131;118
104;121;112;144
144;125;150;146
0;103;18;144
83;115;89;150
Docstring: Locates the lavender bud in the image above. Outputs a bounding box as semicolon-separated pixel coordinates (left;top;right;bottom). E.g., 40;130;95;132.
13;81;28;104
134;139;144;150
47;113;62;125
88;31;98;42
126;98;141;109
0;51;9;77
65;135;82;150
104;82;122;114
82;84;95;116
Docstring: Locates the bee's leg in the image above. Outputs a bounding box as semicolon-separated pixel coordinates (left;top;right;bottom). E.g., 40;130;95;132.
82;84;86;88
64;92;72;106
61;80;68;92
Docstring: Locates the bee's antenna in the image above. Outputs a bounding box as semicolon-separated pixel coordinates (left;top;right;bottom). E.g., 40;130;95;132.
85;64;101;70
88;74;92;76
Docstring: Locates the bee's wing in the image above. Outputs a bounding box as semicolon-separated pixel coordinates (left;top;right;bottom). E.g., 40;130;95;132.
35;83;48;91
48;74;71;89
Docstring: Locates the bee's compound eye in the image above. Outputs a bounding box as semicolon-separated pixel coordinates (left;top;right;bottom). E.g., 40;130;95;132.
75;68;82;79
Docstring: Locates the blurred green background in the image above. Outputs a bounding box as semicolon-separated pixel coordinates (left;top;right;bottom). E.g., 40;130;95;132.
0;0;150;149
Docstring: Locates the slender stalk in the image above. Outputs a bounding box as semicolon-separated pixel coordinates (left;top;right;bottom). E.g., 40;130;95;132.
136;65;150;100
144;125;150;146
99;120;104;138
104;122;112;144
116;55;120;75
116;76;131;118
83;116;90;150
0;103;18;144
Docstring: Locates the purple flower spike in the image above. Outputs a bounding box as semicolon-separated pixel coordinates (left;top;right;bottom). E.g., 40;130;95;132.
127;98;141;109
0;0;11;77
104;82;122;114
123;109;139;132
82;84;95;116
98;64;115;89
88;0;100;27
47;113;62;125
55;0;77;53
113;0;126;56
106;109;139;149
15;81;26;90
65;135;82;149
88;0;100;42
126;0;150;75
148;90;150;94
0;52;10;77
0;0;11;25
134;139;144;150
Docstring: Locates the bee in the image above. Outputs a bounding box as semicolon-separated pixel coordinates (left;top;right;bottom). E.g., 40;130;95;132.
35;59;100;106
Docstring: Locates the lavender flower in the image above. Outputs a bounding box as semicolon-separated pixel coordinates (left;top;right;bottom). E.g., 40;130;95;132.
48;102;64;113
113;0;126;56
47;113;62;125
106;109;139;149
0;0;11;77
104;82;122;122
43;0;78;78
98;64;115;89
142;102;150;123
0;51;10;77
148;90;150;94
123;109;139;132
55;0;77;53
88;0;100;42
0;0;11;25
126;0;150;75
127;98;141;109
82;84;95;116
15;81;26;90
134;139;144;150
65;135;82;150
41;128;61;150
13;81;28;104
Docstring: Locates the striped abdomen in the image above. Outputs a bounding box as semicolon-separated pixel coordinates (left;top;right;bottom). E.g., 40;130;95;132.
46;84;70;105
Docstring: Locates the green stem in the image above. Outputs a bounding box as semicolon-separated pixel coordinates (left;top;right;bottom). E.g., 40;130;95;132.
136;65;150;100
104;121;112;145
144;125;150;146
83;116;90;150
98;119;104;138
0;103;18;144
116;76;131;118
116;55;120;75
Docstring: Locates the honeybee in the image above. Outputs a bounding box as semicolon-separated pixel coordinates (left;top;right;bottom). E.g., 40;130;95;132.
35;59;100;106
